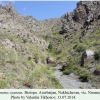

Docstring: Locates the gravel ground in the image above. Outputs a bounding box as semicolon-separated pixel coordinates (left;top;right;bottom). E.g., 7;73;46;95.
54;64;95;89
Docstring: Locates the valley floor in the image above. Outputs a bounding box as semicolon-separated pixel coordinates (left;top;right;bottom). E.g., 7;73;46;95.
54;65;95;89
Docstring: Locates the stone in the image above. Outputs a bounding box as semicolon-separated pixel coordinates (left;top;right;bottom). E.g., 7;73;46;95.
46;57;57;67
81;50;95;66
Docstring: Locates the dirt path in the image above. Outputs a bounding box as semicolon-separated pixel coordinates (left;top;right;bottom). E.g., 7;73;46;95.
54;64;95;89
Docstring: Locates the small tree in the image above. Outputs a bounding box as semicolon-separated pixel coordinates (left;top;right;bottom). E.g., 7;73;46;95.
48;43;53;50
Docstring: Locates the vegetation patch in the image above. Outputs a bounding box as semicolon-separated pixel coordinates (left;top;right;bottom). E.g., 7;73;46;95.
79;73;90;82
0;80;8;89
75;43;88;52
23;65;62;89
48;43;53;51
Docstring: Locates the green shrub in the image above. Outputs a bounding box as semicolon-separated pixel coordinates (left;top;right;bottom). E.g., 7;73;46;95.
92;41;100;46
23;38;27;43
50;77;62;88
63;69;72;75
56;50;62;54
34;53;39;59
0;80;7;89
57;38;63;43
79;73;90;82
79;86;84;89
48;43;53;50
63;60;74;75
75;43;88;52
23;65;62;89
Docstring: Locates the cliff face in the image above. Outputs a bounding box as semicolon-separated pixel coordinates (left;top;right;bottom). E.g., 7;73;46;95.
74;1;100;22
60;1;100;34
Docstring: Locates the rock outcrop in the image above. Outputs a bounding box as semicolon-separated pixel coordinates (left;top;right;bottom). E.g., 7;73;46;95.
5;2;12;11
81;50;95;66
60;12;81;34
60;1;100;35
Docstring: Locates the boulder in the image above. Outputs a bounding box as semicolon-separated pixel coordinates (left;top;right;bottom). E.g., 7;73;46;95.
81;50;95;66
46;57;57;67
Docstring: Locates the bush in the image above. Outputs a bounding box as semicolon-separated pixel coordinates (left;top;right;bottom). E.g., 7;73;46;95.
0;80;7;89
94;50;100;60
63;69;72;75
50;77;62;88
79;86;84;89
56;50;62;54
75;43;88;52
23;38;27;43
63;59;74;75
48;43;53;50
79;73;90;82
23;65;62;89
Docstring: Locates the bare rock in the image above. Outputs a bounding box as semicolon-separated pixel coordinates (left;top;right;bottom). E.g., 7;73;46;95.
74;4;87;22
74;1;94;22
5;2;12;11
17;33;48;48
46;57;57;67
60;12;76;33
81;50;95;66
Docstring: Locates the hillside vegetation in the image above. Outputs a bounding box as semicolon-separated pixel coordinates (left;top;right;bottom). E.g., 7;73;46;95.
0;1;100;88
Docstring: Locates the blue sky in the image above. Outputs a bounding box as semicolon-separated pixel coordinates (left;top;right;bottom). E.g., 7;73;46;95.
0;1;78;20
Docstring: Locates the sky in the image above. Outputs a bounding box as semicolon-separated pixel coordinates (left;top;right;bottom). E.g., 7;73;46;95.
0;1;78;20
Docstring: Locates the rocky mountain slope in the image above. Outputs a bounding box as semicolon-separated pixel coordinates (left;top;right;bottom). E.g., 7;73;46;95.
0;2;62;89
57;1;100;88
0;1;100;88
